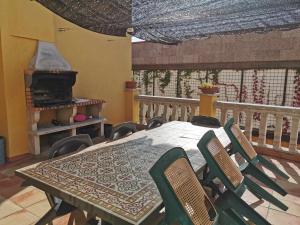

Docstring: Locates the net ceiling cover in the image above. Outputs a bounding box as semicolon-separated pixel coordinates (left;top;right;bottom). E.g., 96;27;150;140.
37;0;300;44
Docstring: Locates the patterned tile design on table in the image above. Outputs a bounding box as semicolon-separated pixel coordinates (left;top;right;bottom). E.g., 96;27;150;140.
23;140;174;222
17;121;229;224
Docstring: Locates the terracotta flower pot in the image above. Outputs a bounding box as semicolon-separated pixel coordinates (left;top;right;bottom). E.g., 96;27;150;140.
199;86;219;94
125;80;137;89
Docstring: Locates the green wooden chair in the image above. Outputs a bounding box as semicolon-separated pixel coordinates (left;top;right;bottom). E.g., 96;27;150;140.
197;131;288;212
224;118;289;195
150;147;271;225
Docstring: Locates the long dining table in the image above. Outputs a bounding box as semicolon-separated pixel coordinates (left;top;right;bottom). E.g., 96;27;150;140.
16;121;231;225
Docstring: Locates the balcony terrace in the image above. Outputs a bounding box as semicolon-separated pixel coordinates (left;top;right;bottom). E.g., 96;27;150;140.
1;1;300;225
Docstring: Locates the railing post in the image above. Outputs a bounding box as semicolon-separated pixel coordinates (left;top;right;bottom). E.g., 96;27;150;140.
125;86;139;123
289;117;300;152
244;110;253;141
171;104;177;121
220;107;227;126
199;93;218;117
162;104;168;121
233;107;240;125
258;112;268;147
273;113;284;150
139;101;144;124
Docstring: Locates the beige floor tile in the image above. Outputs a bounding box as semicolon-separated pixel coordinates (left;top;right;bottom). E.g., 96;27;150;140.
10;186;46;208
267;209;300;225
26;199;51;218
273;191;300;206
242;189;270;208
0;209;38;225
53;213;73;225
0;199;23;219
275;179;300;195
269;199;300;217
252;205;269;218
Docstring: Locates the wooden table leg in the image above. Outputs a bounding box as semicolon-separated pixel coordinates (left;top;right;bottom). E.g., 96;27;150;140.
70;210;87;225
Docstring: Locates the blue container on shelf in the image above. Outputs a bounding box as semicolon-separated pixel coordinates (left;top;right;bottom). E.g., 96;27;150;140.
0;136;5;165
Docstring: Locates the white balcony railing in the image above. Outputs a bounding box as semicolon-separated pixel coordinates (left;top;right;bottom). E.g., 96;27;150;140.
216;101;300;153
136;95;300;154
136;95;199;124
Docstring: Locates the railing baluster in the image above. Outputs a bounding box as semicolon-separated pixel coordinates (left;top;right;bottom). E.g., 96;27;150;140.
146;102;152;121
188;105;196;122
244;110;253;141
258;112;268;146
171;104;177;121
191;106;196;117
273;113;284;150
220;108;227;126
154;103;160;117
139;102;144;124
162;103;168;121
289;117;300;152
180;104;186;121
233;108;240;125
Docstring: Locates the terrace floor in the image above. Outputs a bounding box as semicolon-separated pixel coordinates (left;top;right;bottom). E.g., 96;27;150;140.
0;155;299;225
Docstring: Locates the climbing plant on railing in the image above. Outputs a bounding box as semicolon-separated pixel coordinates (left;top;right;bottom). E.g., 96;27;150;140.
241;85;248;102
206;69;240;101
182;70;194;98
133;70;141;88
175;70;183;98
251;70;266;121
142;70;156;95
158;70;171;94
293;69;300;107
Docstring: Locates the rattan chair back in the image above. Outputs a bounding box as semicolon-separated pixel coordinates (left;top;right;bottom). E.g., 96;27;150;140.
230;124;257;160
206;137;244;188
165;157;216;225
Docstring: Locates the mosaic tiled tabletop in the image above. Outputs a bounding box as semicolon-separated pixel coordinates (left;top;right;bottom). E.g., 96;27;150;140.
16;121;230;225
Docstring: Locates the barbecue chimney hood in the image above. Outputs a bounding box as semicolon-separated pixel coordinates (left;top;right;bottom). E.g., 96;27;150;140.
25;41;77;107
29;41;71;71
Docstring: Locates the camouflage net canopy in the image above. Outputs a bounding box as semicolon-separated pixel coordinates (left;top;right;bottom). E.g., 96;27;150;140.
37;0;300;44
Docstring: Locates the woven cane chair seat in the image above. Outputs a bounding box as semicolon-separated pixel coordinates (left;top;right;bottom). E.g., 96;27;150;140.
231;124;257;160
165;158;216;225
207;138;244;188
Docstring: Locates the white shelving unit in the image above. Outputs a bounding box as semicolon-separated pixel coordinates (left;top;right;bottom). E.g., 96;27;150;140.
27;99;106;155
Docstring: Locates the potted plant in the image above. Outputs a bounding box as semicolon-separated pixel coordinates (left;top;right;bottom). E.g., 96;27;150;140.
125;80;137;89
198;82;219;94
125;72;138;89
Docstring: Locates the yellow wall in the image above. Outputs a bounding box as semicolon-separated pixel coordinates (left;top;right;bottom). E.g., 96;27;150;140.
0;0;55;158
0;30;8;142
0;0;131;158
54;17;131;124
